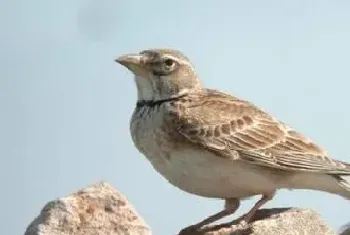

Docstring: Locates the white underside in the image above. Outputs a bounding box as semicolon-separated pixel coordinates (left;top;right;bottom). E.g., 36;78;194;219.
147;147;350;200
149;147;281;198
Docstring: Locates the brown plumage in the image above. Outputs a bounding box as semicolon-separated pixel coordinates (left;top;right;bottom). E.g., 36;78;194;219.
116;48;350;234
173;89;350;175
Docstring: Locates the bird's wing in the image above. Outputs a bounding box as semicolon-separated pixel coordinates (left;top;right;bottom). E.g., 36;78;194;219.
174;89;350;175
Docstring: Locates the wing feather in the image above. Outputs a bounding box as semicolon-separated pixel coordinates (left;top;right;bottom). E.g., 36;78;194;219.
174;89;350;175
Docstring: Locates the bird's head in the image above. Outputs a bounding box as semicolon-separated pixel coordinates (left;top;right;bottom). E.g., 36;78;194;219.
116;49;202;101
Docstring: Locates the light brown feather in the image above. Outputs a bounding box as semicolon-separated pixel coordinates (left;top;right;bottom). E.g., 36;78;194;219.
169;89;350;175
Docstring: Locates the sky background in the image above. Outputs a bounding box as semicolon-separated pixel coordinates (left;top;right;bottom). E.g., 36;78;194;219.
1;0;350;234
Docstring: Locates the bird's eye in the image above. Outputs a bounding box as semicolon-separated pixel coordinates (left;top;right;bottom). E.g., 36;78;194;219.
164;58;175;68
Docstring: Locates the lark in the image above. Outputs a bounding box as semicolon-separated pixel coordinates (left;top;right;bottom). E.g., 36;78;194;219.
116;48;350;233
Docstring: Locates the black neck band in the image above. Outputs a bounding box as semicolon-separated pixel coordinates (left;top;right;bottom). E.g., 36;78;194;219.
136;94;187;108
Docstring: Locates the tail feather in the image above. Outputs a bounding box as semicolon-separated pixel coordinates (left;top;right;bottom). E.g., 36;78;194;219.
336;175;350;198
287;172;350;200
336;160;350;175
328;160;350;199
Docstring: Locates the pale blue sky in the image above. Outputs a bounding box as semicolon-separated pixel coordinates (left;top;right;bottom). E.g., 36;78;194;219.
1;1;350;234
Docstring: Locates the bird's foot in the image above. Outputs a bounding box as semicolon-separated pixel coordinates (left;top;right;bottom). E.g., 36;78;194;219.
178;224;201;235
178;218;249;235
178;198;240;235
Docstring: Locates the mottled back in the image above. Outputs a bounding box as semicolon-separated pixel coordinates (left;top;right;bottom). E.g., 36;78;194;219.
171;89;350;175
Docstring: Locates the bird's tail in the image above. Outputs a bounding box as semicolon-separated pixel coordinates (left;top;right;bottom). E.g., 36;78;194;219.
288;172;350;200
334;175;350;200
330;160;350;199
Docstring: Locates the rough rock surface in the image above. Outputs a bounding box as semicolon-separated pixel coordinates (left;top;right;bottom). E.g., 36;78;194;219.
25;181;342;235
340;223;350;235
342;229;350;235
185;208;336;235
24;182;151;235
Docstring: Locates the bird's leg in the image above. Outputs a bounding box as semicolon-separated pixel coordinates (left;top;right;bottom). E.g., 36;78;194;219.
237;192;275;224
196;198;240;228
179;198;240;234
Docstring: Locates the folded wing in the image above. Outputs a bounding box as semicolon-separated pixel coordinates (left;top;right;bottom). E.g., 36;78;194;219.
175;89;350;175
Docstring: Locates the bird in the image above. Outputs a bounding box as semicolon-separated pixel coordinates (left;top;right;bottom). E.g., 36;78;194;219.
115;48;350;233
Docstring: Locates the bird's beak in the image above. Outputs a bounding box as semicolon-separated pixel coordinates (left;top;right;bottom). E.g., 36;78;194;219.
115;53;147;75
115;53;143;66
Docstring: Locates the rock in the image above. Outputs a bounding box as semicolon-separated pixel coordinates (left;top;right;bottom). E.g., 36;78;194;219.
24;182;151;235
184;208;336;235
24;182;338;235
340;223;350;235
342;228;350;235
